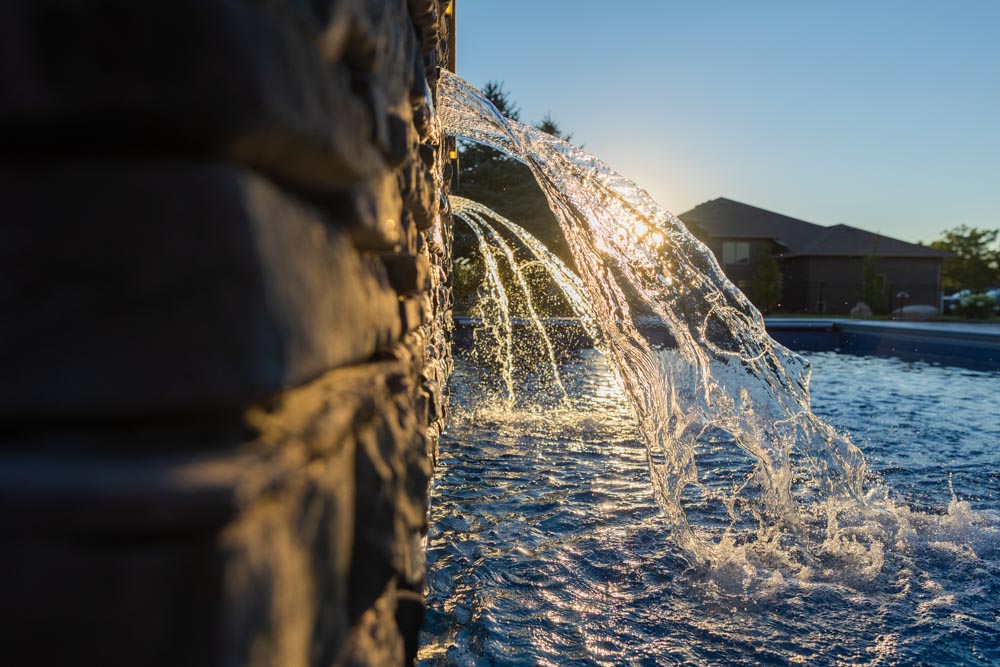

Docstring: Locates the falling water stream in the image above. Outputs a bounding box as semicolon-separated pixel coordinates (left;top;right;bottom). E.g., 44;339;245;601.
453;212;517;403
440;71;875;567
453;209;568;401
423;72;1000;664
451;196;602;345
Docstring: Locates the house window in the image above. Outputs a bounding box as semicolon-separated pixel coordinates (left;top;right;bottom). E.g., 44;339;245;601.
722;241;750;265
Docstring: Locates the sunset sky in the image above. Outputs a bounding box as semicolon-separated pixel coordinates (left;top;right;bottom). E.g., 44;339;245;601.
456;0;999;244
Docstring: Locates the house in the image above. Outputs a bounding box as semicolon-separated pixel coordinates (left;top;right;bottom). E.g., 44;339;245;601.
678;198;949;314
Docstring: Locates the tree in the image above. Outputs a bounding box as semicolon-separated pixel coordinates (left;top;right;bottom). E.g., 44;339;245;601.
456;81;576;268
752;249;782;313
481;81;521;121
452;82;581;317
930;225;1000;292
860;255;884;312
536;113;573;143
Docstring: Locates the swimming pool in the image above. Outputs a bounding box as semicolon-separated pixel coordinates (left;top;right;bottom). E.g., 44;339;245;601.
419;349;1000;665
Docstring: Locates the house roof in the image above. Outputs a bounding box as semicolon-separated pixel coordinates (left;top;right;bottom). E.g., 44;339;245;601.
679;198;949;259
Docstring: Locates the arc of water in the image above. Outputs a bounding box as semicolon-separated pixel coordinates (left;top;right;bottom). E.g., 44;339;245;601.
439;70;869;563
450;196;602;346
441;77;727;555
454;213;516;404
457;208;569;401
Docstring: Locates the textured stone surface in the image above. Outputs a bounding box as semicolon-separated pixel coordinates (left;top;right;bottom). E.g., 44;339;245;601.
407;0;442;55
0;537;221;667
339;583;406;666
399;294;433;333
0;343;439;666
0;0;384;192
401;154;441;230
0;162;401;418
332;169;407;251
0;1;453;664
381;253;432;294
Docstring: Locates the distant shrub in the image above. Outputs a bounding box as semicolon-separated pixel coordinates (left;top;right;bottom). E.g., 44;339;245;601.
850;302;874;318
953;293;997;319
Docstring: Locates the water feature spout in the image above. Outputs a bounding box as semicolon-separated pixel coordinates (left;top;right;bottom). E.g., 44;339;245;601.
439;71;871;565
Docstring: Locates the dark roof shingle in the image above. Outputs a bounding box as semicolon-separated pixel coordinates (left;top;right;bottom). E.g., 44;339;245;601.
679;198;948;259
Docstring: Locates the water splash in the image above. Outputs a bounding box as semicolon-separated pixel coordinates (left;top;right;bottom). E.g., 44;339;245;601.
422;352;1000;665
453;208;568;400
453;213;516;404
451;196;602;346
439;71;872;567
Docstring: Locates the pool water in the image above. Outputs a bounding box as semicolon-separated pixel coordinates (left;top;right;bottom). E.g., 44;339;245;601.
418;350;1000;666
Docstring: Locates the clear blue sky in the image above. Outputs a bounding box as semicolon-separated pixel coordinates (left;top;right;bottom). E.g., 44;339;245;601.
456;0;999;243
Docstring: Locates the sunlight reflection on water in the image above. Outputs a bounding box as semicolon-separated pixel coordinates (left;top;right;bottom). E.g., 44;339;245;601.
420;350;1000;666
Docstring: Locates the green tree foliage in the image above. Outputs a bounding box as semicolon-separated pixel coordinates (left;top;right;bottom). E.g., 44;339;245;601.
451;82;585;317
953;292;997;319
751;249;782;313
860;255;884;312
535;113;573;144
456;81;575;268
929;225;1000;292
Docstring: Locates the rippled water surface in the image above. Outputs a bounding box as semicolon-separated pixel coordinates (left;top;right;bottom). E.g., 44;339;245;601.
419;350;1000;666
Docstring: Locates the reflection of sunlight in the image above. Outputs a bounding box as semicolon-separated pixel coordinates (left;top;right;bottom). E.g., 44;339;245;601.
632;218;648;237
865;632;899;666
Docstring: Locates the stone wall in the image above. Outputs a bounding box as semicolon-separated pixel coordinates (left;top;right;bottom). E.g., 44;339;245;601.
0;1;454;664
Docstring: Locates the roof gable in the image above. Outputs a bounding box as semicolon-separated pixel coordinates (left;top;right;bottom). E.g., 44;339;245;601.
679;198;948;259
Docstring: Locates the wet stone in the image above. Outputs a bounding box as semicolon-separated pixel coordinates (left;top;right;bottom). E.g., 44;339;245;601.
0;2;453;666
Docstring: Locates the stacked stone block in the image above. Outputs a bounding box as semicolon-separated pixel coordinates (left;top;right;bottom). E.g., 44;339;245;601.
0;1;453;665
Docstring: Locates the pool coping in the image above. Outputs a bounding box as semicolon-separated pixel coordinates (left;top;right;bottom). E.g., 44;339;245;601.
764;318;1000;346
456;314;1000;345
453;314;1000;368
